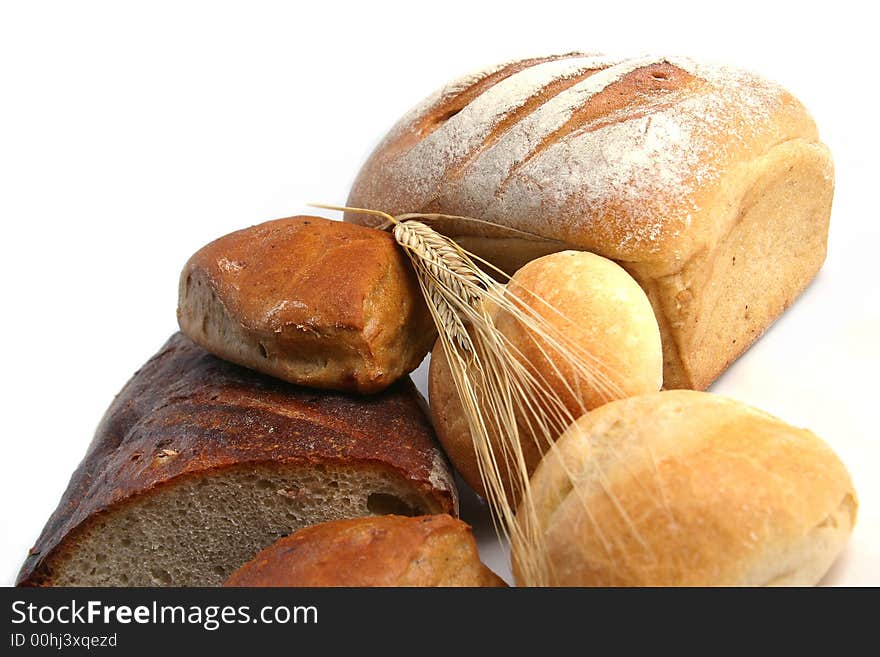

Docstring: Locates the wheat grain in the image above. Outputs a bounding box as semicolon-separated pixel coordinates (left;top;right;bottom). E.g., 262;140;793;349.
310;203;646;586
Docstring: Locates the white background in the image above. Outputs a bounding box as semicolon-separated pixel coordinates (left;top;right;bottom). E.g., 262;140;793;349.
1;0;877;586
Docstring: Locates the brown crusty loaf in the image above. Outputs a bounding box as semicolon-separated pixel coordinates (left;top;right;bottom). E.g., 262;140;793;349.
178;215;435;394
17;334;456;587
225;514;505;587
345;54;834;390
517;391;856;586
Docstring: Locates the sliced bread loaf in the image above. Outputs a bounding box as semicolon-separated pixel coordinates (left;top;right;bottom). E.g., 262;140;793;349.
17;334;456;586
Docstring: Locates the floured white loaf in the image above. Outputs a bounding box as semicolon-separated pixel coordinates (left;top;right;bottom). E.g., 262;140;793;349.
346;54;834;389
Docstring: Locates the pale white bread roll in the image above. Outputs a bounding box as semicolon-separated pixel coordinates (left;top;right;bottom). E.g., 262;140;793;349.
346;54;834;390
429;251;662;500
517;390;857;586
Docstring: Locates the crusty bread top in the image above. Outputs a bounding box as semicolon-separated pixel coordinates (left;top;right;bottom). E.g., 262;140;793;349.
497;250;663;403
178;215;435;393
346;54;819;274
224;514;505;587
180;215;425;335
17;334;456;585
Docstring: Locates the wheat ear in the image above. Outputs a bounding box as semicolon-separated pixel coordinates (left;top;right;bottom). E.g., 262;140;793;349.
310;203;649;586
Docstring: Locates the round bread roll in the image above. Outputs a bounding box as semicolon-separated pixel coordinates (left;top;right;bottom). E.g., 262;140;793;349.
224;514;505;587
516;390;857;586
429;250;662;499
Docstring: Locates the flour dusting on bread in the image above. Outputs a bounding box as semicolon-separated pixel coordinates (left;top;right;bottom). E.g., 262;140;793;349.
397;55;628;211
351;54;787;261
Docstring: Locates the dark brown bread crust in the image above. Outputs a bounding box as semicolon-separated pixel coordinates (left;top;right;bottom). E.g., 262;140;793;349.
224;515;506;587
17;334;456;585
178;216;436;393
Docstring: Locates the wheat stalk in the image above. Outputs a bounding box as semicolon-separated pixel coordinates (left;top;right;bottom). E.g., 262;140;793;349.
392;219;483;352
310;203;643;586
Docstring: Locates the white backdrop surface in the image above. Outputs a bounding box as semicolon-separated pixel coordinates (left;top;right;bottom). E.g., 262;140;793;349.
1;0;876;585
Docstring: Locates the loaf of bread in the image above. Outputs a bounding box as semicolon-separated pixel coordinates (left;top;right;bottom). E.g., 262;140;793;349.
179;216;435;393
429;251;662;499
225;514;505;587
345;54;833;390
517;390;856;586
17;334;456;587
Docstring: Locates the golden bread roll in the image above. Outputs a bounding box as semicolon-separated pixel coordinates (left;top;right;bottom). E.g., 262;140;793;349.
224;514;505;587
178;215;435;393
345;54;833;390
429;250;662;499
516;390;856;586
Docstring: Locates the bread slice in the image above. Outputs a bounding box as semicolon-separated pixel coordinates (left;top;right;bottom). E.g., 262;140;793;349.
178;216;436;394
17;334;456;586
225;515;506;587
